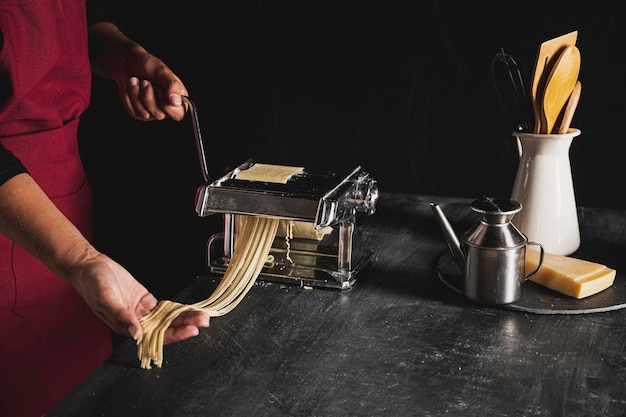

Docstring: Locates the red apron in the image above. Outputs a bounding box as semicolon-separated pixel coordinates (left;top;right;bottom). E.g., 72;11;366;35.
0;2;113;416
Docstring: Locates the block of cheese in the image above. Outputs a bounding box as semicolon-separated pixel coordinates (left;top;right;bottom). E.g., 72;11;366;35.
525;249;616;299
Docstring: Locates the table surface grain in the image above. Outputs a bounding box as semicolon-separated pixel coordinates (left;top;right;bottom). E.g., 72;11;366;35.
47;193;626;417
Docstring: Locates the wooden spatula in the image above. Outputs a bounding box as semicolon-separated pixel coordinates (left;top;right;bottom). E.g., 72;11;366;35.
558;80;582;134
531;31;578;133
541;45;581;134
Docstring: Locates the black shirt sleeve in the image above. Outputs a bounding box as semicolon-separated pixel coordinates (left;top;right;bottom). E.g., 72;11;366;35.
86;0;114;26
0;143;28;186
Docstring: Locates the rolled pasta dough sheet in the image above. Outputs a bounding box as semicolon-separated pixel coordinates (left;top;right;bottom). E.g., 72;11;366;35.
234;163;304;184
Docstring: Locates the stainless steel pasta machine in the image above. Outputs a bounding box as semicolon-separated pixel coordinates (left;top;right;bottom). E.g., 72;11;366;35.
183;96;379;290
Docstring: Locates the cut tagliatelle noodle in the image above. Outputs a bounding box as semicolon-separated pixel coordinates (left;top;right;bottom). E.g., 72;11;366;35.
137;215;279;369
138;163;304;369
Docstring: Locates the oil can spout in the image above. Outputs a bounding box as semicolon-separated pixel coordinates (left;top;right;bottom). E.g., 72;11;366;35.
429;202;465;268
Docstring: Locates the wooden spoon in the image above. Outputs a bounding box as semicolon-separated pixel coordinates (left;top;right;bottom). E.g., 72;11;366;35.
531;31;578;133
541;45;581;134
558;80;582;134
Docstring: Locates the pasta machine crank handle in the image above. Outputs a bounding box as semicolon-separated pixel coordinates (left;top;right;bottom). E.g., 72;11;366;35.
182;96;210;183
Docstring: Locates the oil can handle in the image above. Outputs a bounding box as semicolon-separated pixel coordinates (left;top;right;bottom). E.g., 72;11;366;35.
525;242;544;280
182;96;210;183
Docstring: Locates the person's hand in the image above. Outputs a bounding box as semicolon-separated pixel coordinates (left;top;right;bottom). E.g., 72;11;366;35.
69;251;210;343
1;171;208;346
88;22;189;122
116;48;189;122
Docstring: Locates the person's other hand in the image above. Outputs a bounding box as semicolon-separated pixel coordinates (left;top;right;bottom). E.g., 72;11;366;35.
70;252;210;343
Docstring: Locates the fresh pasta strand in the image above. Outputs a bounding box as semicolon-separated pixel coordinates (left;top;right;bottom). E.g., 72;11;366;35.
193;215;269;310
205;218;278;316
197;217;276;312
137;215;279;369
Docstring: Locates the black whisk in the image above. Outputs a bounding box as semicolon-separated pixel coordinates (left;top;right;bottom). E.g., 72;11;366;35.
489;49;534;132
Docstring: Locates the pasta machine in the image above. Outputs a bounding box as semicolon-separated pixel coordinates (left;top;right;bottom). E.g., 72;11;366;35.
183;97;379;290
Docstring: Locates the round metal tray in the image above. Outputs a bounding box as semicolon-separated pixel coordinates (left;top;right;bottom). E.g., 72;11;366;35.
437;250;626;314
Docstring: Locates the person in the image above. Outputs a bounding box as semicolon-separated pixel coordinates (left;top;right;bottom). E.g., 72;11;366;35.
0;1;210;416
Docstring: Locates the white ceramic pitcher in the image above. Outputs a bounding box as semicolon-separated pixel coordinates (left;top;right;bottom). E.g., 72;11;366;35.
510;128;581;256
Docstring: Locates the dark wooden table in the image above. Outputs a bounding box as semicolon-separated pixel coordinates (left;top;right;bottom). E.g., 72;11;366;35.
47;193;626;417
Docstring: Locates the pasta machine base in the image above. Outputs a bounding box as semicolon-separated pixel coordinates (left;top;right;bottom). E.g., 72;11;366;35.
206;230;374;290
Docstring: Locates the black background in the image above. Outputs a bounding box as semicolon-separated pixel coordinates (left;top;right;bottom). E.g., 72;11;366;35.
78;1;626;298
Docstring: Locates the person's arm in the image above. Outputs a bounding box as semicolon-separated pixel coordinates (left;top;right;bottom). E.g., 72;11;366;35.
87;20;189;122
0;173;209;341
